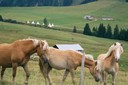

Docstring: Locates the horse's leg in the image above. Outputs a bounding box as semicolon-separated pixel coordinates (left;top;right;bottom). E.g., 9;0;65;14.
39;60;48;85
12;63;18;82
69;69;76;85
47;67;52;85
112;72;117;85
1;67;6;80
103;72;108;85
22;64;30;85
101;71;107;85
60;69;69;85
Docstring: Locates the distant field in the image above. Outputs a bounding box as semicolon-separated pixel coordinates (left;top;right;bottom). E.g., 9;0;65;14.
0;0;128;32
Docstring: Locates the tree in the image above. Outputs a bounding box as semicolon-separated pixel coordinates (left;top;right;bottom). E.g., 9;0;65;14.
126;0;128;2
83;23;92;35
43;18;48;28
125;29;128;41
0;15;3;21
92;27;97;36
97;23;106;37
73;26;77;33
113;24;119;39
119;29;126;40
106;24;112;38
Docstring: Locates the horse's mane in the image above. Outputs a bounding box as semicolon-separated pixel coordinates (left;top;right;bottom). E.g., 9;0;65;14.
42;40;49;50
17;38;39;47
85;54;94;61
104;44;115;58
104;42;123;58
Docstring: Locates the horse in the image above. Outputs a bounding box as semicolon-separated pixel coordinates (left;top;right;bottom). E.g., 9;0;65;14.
96;42;123;85
39;40;101;85
0;38;44;85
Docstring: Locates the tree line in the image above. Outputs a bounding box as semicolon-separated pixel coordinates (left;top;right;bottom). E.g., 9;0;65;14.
0;0;97;7
82;23;128;41
1;15;128;41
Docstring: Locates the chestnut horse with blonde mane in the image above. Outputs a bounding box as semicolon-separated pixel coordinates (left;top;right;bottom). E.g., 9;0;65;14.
39;40;101;85
0;39;44;85
96;42;123;85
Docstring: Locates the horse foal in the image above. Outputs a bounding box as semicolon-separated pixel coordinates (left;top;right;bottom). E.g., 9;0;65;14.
96;42;123;85
39;40;101;85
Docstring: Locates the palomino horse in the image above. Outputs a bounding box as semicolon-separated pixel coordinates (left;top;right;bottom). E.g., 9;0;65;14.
39;40;101;85
96;42;123;85
0;38;44;85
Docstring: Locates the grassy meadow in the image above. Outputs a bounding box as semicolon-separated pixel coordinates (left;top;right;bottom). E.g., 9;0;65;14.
0;0;128;32
0;21;128;85
0;0;128;85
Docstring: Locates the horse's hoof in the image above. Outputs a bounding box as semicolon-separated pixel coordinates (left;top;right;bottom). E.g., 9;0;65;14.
24;81;28;85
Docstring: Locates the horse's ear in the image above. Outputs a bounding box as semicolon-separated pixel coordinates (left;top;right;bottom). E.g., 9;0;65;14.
95;60;98;66
121;43;123;46
114;43;116;46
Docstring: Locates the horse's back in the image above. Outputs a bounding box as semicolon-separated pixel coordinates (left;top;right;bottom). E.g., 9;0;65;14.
45;47;82;70
97;54;106;61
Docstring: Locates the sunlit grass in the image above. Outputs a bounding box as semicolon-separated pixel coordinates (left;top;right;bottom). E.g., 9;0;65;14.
0;60;128;85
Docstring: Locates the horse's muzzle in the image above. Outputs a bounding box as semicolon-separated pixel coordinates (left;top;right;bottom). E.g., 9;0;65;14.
116;59;119;63
95;78;100;82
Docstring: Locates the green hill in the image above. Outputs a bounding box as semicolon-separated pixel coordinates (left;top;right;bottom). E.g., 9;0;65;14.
0;21;128;85
0;21;128;70
0;1;128;84
0;0;128;32
0;0;128;69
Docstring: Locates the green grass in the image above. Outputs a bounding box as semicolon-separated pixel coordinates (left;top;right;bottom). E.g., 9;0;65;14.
0;0;128;32
0;21;128;85
0;0;128;84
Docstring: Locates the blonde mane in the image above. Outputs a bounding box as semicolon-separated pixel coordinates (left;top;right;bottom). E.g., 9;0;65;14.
104;42;123;59
18;38;39;47
85;54;94;61
42;40;49;50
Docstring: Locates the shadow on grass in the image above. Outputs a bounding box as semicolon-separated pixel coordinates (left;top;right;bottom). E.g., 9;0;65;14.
0;80;21;85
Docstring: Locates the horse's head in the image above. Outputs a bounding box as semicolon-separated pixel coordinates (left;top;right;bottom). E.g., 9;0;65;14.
85;55;101;82
37;40;49;61
89;60;102;82
112;42;123;62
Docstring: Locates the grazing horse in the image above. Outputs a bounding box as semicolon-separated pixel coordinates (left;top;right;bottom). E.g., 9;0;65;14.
39;40;101;85
96;42;123;85
0;38;44;85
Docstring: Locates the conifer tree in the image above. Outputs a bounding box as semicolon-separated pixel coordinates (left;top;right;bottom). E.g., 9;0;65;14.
125;29;128;41
113;24;119;39
106;24;112;38
73;26;77;33
97;23;106;37
43;18;48;28
119;29;126;40
92;27;97;36
0;15;3;21
83;23;91;35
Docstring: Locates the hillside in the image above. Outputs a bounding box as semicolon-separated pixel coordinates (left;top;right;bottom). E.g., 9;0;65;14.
0;21;128;70
0;0;97;7
0;0;128;84
0;0;128;32
0;21;128;85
